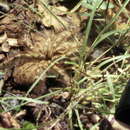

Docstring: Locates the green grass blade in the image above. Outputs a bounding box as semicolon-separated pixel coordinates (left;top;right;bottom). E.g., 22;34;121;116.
75;109;84;130
92;29;120;48
1;96;48;104
80;0;103;60
92;0;130;48
26;56;66;97
98;54;130;68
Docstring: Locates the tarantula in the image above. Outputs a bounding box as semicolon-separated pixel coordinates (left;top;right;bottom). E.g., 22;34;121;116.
12;30;80;85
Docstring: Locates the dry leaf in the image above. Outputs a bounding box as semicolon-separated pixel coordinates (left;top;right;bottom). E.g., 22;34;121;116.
0;54;5;61
0;32;7;44
38;3;80;32
15;110;26;119
42;12;68;32
1;42;10;52
51;6;68;16
0;2;10;13
6;38;18;47
0;112;20;128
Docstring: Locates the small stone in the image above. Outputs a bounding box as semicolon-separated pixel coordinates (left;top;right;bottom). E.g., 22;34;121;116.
1;42;10;52
91;49;104;60
62;92;70;99
4;93;21;108
86;123;93;129
90;114;100;123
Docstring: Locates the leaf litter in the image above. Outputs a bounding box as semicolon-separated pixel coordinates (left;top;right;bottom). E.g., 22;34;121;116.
0;0;130;129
